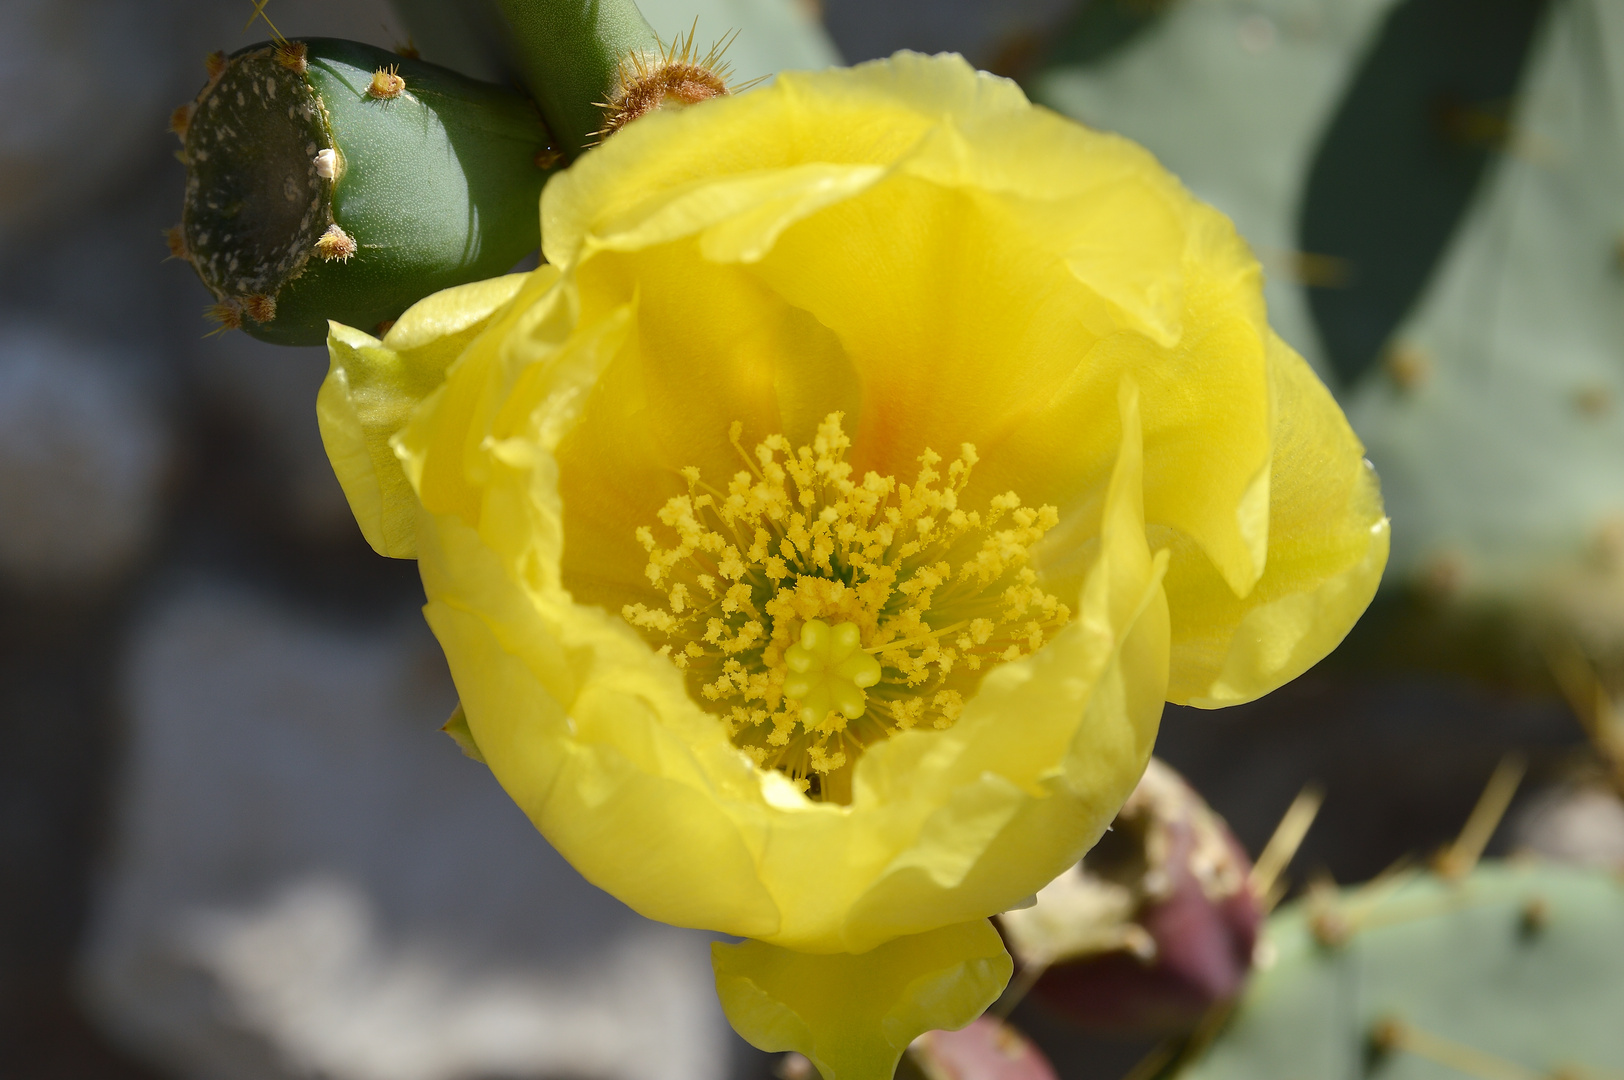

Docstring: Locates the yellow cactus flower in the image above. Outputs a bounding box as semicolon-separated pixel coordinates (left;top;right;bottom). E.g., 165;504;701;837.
317;52;1387;1080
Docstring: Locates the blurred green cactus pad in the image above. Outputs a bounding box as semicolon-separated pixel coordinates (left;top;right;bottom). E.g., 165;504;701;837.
1342;0;1624;656
1172;862;1624;1078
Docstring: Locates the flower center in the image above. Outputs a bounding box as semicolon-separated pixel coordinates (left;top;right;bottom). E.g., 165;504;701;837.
622;413;1071;802
784;620;883;726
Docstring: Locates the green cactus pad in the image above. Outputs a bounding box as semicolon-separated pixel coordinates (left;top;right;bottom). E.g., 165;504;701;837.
1343;0;1624;631
1174;862;1624;1079
180;38;555;346
1300;0;1552;386
491;0;660;156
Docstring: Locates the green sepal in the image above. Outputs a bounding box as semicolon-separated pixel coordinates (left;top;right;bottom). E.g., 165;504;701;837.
441;704;487;763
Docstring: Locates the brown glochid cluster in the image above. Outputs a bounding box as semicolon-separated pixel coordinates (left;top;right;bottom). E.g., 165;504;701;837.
275;40;309;74
242;294;277;323
314;223;358;262
598;27;743;140
205;298;243;333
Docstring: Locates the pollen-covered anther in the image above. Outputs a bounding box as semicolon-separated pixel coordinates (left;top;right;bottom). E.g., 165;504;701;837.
598;28;738;139
621;412;1071;801
275;40;309;74
367;65;406;99
314;223;357;262
243;293;277;323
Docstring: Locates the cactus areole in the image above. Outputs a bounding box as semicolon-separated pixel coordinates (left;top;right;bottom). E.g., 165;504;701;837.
177;39;557;345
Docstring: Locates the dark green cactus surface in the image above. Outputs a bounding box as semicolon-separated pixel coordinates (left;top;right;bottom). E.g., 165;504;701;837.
489;0;660;156
1174;862;1624;1078
179;38;556;345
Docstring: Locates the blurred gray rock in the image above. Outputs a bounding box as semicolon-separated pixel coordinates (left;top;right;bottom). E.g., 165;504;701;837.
83;583;729;1080
0;323;170;588
191;336;357;543
1509;783;1624;870
0;2;173;244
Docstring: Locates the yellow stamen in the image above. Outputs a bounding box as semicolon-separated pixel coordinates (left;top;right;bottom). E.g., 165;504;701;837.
622;413;1070;802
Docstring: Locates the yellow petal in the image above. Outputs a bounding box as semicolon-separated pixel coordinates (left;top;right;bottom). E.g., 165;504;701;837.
418;510;786;939
711;919;1012;1080
1166;333;1389;707
831;382;1169;951
381;272;536;352
552;244;862;608
548;55;1274;598
542;53;1029;269
397;264;581;526
411;349;1167;948
317;272;536;556
739;111;1272;602
357;52;1379;977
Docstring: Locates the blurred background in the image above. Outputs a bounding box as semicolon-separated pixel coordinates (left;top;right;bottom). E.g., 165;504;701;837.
2;0;1620;1078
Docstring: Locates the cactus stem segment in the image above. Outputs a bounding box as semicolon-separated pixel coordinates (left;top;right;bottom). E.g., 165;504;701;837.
314;223;356;262
490;0;659;156
180;44;330;333
177;37;552;344
597;26;740;141
367;65;407;99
